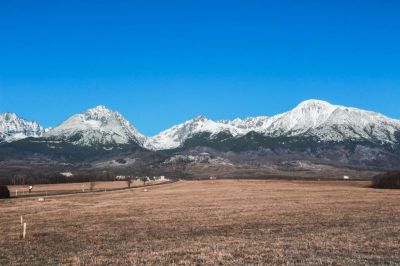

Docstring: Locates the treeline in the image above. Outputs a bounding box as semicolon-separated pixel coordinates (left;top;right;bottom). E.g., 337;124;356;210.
0;172;116;186
372;171;400;189
0;167;182;186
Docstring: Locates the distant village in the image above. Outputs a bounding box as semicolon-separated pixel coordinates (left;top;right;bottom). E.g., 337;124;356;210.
114;175;168;182
59;172;168;182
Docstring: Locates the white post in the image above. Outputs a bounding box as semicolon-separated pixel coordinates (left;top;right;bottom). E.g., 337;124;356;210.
23;223;26;240
20;216;23;225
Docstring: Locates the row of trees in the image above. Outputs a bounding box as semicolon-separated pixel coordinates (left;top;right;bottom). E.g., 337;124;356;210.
372;171;400;189
1;171;127;186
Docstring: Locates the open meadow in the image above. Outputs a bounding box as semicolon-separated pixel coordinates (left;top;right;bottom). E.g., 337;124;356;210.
0;180;399;265
7;180;167;198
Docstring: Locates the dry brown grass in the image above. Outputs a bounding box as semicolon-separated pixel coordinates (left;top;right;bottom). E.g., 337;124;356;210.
0;180;399;265
7;180;163;197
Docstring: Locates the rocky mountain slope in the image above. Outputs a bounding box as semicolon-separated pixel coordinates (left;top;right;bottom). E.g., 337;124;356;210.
44;106;146;147
0;112;45;142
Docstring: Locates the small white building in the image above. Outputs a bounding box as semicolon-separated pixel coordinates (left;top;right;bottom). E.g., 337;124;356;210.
60;172;74;177
343;176;350;180
115;175;128;181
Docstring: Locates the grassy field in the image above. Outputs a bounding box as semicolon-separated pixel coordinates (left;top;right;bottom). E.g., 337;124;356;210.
0;180;399;265
7;180;165;197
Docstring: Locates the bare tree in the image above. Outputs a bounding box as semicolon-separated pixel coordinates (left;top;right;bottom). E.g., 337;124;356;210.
141;177;148;186
126;176;133;188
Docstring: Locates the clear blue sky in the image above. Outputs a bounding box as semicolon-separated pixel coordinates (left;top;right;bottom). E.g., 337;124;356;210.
0;1;399;135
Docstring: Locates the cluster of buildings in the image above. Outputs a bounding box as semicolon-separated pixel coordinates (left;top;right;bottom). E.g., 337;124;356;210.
58;172;168;182
115;175;167;182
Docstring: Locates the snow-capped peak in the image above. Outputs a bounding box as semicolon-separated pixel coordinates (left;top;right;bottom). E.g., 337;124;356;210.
264;100;339;134
86;105;111;115
0;112;45;142
295;99;334;109
91;105;108;111
192;115;208;122
45;106;146;146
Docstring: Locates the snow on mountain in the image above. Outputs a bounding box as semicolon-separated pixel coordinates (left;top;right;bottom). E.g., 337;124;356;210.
262;100;339;134
45;106;146;147
220;116;271;130
146;100;400;150
0;113;45;142
144;116;248;150
261;100;400;142
3;100;400;150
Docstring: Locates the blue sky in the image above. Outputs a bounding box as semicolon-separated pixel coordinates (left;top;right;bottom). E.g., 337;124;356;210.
0;1;399;135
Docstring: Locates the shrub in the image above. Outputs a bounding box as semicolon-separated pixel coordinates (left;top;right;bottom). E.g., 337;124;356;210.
126;177;133;188
372;171;400;189
141;177;148;186
0;185;10;199
115;159;127;164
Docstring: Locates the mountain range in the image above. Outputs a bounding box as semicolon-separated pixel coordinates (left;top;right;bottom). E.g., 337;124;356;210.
145;100;400;150
3;100;400;149
1;100;400;179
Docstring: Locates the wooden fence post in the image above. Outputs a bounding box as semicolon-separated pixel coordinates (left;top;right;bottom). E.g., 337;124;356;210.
23;223;27;240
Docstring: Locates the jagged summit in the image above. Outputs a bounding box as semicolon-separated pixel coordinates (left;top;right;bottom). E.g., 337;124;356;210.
86;105;111;114
0;112;45;142
44;106;146;147
2;112;18;120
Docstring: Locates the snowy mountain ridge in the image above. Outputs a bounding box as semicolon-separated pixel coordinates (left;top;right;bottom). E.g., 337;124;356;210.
2;100;400;150
0;112;46;142
144;115;249;150
145;100;400;150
